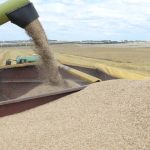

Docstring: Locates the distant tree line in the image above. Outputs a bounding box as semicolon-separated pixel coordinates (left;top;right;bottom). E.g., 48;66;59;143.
0;40;147;47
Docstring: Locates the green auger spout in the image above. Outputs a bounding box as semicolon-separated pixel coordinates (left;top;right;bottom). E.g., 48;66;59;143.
0;0;39;28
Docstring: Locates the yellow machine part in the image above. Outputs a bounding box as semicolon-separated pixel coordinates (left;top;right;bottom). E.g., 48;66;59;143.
56;53;150;80
60;64;101;83
95;63;149;80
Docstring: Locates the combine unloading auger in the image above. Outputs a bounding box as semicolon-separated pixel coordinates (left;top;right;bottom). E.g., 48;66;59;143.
0;0;38;28
0;0;102;117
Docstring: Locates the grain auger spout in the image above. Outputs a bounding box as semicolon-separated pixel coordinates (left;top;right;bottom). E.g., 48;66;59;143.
0;0;63;85
0;0;39;28
0;0;101;117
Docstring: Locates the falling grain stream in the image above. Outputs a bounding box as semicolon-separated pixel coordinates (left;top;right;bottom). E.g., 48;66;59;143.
25;19;63;85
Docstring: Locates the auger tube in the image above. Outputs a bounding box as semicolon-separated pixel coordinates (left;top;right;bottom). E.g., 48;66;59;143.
0;0;39;28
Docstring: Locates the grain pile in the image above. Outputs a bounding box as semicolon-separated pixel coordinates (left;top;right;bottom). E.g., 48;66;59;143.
25;19;63;85
0;80;150;150
19;80;80;99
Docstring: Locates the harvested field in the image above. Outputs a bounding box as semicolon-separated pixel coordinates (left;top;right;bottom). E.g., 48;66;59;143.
0;79;150;149
0;43;150;75
1;44;150;64
52;44;150;64
52;44;150;75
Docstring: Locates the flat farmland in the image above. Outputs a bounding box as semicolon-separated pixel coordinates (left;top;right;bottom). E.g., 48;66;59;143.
50;44;148;63
0;44;150;75
52;44;150;75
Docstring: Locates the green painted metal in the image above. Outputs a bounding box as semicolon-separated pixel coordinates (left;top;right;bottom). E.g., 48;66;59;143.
0;0;30;25
16;55;40;64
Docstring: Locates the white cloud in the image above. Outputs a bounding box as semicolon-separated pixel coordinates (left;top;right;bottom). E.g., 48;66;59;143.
1;0;150;40
33;0;150;27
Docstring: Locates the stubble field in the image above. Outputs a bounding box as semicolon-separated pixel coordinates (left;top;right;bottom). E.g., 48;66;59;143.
0;43;150;75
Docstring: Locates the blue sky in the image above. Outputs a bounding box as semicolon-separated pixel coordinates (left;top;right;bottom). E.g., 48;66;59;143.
0;0;150;41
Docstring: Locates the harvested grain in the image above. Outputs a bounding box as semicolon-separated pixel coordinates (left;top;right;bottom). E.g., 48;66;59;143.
19;80;80;99
25;19;63;85
0;80;150;150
